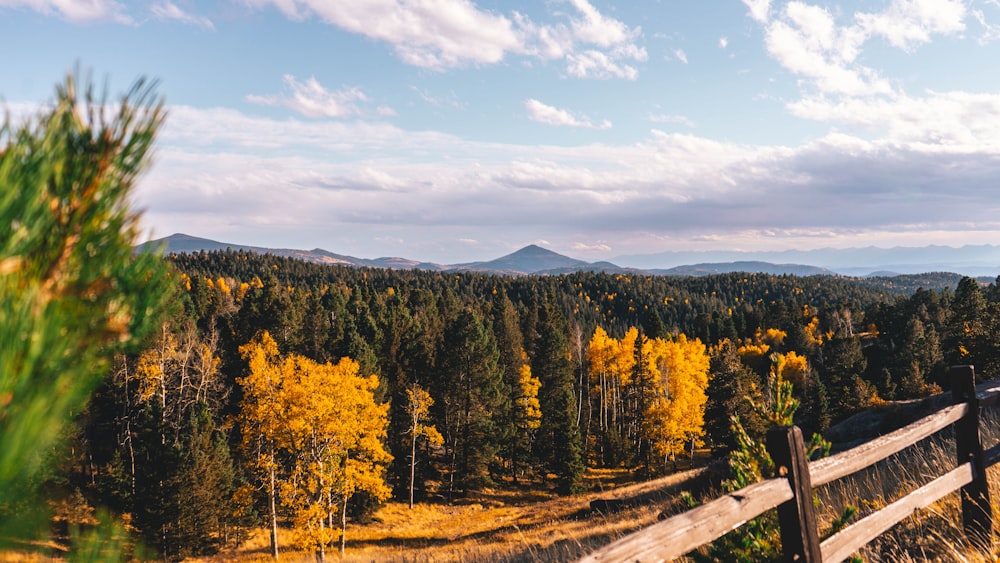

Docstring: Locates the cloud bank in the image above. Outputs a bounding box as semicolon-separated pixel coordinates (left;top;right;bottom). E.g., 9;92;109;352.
138;101;1000;261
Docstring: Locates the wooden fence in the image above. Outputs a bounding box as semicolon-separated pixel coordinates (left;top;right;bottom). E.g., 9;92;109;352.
579;365;1000;563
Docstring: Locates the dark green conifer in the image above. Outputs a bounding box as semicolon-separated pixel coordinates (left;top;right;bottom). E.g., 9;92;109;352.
531;297;584;495
438;307;504;495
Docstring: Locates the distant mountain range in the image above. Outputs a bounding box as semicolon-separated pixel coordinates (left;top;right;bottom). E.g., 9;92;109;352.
613;245;1000;277
138;233;1000;279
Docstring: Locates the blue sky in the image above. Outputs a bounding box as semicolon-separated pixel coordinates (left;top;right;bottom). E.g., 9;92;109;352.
4;0;1000;264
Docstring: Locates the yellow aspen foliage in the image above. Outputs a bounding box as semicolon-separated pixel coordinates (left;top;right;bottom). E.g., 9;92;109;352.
237;331;285;559
587;327;637;434
771;351;810;389
761;327;787;347
135;324;223;425
617;327;639;387
805;316;824;345
236;282;250;301
737;341;770;360
282;355;391;558
136;329;176;405
216;276;231;294
641;334;710;465
405;383;442;509
514;363;542;431
238;331;391;560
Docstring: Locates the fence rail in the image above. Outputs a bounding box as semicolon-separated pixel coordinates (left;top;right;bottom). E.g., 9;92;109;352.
579;365;1000;563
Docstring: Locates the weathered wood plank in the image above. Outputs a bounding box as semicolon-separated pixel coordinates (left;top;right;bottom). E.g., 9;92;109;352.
810;402;968;488
767;426;821;562
976;380;1000;409
953;365;993;550
577;478;793;563
984;442;1000;468
820;462;974;563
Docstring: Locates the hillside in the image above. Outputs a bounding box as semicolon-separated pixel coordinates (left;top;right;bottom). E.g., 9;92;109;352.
615;244;1000;277
142;233;869;278
652;261;834;277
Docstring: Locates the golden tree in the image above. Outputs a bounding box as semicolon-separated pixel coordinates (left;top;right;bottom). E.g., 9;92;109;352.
239;331;392;560
511;361;541;479
237;331;286;559
640;334;711;469
404;383;442;509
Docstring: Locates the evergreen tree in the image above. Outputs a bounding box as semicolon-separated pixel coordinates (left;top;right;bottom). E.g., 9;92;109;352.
437;308;504;494
705;340;765;452
492;290;529;478
642;310;667;340
170;403;235;559
132;403;181;556
945;276;987;372
819;334;869;422
532;297;584;494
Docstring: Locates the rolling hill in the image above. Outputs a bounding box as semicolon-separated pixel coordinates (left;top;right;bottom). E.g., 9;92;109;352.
138;233;978;282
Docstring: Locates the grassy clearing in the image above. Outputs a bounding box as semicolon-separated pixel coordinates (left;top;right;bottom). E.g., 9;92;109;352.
193;467;708;563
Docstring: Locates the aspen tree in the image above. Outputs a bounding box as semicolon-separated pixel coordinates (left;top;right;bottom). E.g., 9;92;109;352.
237;331;285;559
405;383;442;509
512;361;541;480
238;331;391;560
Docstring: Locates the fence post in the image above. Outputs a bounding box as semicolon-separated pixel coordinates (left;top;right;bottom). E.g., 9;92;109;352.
951;364;993;550
766;425;821;562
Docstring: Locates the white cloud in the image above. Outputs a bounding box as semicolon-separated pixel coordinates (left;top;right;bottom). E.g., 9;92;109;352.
753;0;970;98
524;99;611;129
151;1;213;29
764;2;887;96
241;0;520;69
789;91;1000;146
973;8;1000;44
673;49;688;64
573;242;612;252
246;75;394;119
648;113;696;128
243;0;646;80
719;36;729;48
743;0;771;23
567;0;634;47
411;86;466;110
0;0;131;22
565;50;639;80
856;0;965;50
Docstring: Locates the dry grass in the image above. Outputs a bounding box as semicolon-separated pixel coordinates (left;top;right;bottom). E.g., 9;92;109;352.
15;409;1000;562
194;467;709;563
136;410;1000;562
813;409;1000;562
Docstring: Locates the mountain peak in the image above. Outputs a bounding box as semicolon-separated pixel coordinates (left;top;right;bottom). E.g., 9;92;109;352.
460;244;591;274
506;244;561;257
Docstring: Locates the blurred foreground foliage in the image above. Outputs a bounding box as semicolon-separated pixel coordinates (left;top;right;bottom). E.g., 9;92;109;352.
0;74;172;554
